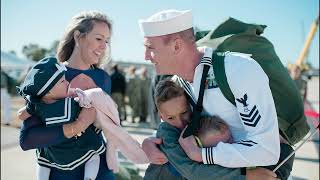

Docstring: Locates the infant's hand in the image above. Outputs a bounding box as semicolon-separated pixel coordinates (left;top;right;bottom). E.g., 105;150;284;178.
17;106;31;121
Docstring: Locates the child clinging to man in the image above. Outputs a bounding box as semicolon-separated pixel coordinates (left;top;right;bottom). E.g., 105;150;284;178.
144;79;233;180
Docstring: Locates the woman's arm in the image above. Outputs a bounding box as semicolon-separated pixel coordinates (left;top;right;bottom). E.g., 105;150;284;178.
19;115;66;150
63;107;97;138
20;107;96;150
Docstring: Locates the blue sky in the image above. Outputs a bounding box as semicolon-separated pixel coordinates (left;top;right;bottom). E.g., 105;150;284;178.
1;0;319;68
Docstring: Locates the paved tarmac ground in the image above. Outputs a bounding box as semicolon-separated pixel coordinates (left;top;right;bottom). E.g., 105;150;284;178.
1;77;319;180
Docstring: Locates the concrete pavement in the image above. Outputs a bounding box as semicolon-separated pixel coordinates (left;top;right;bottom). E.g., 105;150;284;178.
1;119;319;180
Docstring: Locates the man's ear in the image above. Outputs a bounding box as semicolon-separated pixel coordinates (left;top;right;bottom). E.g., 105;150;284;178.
73;30;81;46
172;38;183;55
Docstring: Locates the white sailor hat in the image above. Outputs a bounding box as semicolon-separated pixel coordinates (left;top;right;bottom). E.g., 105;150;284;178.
139;9;193;37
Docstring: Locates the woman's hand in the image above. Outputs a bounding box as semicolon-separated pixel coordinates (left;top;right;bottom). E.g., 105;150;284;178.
142;137;168;165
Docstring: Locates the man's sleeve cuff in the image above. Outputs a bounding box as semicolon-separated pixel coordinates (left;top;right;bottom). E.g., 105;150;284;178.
201;147;215;164
201;148;207;164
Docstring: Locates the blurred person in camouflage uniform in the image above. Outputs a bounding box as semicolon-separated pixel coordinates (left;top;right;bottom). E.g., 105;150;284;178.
110;63;127;123
138;66;151;123
126;65;141;123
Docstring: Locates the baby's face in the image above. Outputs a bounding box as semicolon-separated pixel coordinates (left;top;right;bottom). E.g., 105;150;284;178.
46;75;69;99
159;95;192;130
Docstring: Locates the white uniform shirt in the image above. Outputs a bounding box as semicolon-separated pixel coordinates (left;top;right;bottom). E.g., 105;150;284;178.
189;47;280;167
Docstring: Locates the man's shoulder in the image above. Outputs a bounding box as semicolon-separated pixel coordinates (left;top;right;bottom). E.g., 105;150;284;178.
223;52;265;78
224;52;258;67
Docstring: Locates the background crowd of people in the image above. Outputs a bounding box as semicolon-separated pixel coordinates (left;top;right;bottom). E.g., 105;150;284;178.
109;63;159;127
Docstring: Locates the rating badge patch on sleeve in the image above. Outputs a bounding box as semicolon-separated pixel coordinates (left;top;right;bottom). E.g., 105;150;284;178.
236;94;261;127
